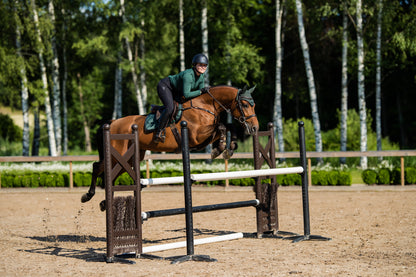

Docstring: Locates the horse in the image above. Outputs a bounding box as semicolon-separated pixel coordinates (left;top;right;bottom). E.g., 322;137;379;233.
81;85;259;203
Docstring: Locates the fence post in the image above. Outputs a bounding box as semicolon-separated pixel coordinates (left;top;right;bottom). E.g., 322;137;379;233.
307;158;312;187
401;157;405;186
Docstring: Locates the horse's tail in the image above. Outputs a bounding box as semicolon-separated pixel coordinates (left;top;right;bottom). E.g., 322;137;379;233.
97;120;113;161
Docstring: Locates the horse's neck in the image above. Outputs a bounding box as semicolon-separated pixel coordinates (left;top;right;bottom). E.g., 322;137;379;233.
206;86;237;107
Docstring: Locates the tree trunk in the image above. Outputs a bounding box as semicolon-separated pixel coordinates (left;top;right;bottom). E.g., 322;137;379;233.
113;52;123;119
14;1;30;156
31;107;40;156
356;0;368;169
48;0;62;155
295;0;322;157
31;0;57;156
179;0;185;71
201;0;209;86
61;7;68;155
140;9;147;109
376;0;383;153
120;0;145;115
77;73;92;152
340;1;349;164
273;0;285;155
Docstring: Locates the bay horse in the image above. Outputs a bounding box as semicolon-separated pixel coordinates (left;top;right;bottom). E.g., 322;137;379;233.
81;85;259;203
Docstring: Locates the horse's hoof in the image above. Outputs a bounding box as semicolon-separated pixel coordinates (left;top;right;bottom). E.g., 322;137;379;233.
222;149;233;160
100;200;106;211
211;148;221;159
81;193;92;203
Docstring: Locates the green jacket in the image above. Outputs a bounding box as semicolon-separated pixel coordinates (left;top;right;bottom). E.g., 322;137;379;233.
169;68;205;100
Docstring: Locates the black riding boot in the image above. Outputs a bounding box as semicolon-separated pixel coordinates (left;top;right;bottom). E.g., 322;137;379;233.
153;110;170;143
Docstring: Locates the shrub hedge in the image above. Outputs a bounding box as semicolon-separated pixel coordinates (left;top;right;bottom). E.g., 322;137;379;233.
1;168;353;187
361;167;416;185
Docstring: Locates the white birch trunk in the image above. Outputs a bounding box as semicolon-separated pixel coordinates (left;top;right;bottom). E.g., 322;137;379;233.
340;2;349;164
14;2;30;156
179;0;185;71
112;52;123;119
274;0;285;153
356;0;368;169
31;0;57;156
295;0;322;155
140;12;147;107
376;0;383;153
61;8;68;155
48;0;62;155
201;0;209;86
120;0;145;115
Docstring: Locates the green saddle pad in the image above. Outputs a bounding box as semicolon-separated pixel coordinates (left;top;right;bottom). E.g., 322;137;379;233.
144;104;183;133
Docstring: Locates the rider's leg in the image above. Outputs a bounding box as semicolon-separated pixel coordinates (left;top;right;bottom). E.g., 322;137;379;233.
155;78;174;143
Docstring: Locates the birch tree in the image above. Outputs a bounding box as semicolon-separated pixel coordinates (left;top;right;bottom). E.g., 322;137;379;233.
375;0;383;153
61;7;68;155
356;0;368;169
14;1;30;156
179;0;185;71
139;2;147;110
112;53;123;119
273;0;285;154
48;0;62;155
120;0;145;115
340;1;349;164
30;0;57;156
295;0;323;156
201;0;209;86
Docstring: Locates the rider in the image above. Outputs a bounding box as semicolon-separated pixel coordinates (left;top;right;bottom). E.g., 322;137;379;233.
153;53;209;143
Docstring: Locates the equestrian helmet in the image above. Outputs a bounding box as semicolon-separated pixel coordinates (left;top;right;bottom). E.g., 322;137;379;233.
192;54;209;66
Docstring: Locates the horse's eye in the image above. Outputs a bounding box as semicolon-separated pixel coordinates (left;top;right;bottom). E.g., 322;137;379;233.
243;103;249;108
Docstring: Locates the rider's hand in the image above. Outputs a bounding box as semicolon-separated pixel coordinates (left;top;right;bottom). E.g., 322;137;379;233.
200;87;209;94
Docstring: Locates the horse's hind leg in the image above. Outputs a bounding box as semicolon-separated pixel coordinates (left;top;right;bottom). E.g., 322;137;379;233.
81;160;104;203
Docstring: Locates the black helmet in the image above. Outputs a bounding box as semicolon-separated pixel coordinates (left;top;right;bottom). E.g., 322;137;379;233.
192;54;209;66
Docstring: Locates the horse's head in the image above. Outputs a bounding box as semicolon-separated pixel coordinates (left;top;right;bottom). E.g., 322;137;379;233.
232;86;259;135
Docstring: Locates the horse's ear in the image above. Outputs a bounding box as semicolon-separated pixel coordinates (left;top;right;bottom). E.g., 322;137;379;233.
247;85;257;94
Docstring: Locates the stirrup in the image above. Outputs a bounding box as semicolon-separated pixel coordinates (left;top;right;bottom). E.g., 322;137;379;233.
153;129;166;143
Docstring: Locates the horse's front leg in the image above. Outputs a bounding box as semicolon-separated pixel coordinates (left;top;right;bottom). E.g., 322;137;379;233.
222;128;238;159
211;123;227;159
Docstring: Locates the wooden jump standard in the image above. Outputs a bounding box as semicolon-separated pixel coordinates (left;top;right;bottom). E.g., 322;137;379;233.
102;121;330;264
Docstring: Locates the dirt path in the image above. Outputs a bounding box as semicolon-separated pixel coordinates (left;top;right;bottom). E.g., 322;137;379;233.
0;186;415;276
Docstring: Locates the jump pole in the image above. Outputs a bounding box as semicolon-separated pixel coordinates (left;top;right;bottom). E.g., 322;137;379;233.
168;121;217;264
284;121;331;243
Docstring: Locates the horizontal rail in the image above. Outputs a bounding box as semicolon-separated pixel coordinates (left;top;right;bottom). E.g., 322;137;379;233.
142;232;243;254
142;199;260;220
191;167;304;182
1;150;415;163
139;167;303;186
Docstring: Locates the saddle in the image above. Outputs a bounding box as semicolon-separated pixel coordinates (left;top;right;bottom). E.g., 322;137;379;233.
144;102;183;134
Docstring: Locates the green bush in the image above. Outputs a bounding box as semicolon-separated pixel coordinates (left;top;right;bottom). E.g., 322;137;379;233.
362;169;377;185
327;171;339;186
405;167;416;184
377;168;391;185
391;168;401;185
339;171;352;186
31;174;40;188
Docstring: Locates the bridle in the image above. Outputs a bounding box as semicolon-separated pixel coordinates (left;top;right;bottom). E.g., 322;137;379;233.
207;89;257;131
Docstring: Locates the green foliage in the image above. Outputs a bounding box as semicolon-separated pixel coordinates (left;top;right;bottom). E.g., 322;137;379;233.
362;169;378;185
377;168;391;185
405;167;416;184
0;113;22;142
